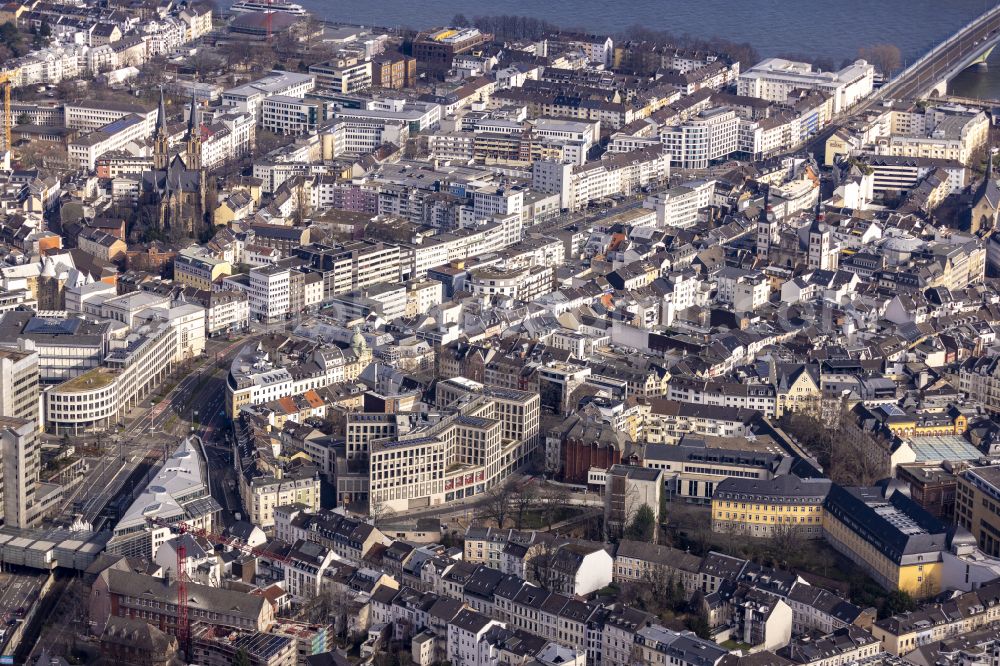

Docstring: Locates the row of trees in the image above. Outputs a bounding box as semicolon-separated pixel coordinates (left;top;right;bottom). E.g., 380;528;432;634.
476;479;576;530
452;14;561;42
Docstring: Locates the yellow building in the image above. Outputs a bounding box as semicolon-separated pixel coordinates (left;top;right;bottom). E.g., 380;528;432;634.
824;129;859;166
866;403;968;440
174;247;231;291
711;475;831;539
822;484;945;597
775;364;821;417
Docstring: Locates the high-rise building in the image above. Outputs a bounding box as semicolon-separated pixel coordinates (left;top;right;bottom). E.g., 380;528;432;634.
0;417;39;528
0;344;40;425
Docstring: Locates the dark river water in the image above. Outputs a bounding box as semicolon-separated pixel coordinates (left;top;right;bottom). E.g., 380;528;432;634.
296;0;1000;98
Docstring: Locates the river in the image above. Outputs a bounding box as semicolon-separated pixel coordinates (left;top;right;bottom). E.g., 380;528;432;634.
300;0;995;65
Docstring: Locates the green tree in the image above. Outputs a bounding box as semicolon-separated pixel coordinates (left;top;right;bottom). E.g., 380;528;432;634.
684;612;711;639
885;590;916;617
234;648;251;666
625;504;655;542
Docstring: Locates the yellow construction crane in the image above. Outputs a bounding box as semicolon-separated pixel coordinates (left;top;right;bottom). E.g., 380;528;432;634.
0;72;10;154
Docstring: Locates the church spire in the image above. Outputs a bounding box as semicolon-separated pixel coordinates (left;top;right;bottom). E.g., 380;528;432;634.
156;87;167;137
153;86;169;171
185;92;202;172
758;185;770;224
187;92;197;136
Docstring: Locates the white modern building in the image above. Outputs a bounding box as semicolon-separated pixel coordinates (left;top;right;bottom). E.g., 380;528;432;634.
659;107;739;170
643;180;715;228
737;58;875;113
248;264;291;323
222;70;316;122
108;437;220;558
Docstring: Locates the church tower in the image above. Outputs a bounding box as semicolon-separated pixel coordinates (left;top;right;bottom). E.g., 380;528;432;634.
808;199;836;271
756;187;778;259
185;93;202;171
153;87;170;171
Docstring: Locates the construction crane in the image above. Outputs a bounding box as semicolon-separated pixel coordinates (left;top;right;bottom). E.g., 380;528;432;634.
176;541;189;656
0;72;11;155
147;516;292;564
147;516;292;656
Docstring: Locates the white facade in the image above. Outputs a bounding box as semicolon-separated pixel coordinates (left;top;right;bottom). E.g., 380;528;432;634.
659;107;739;170
644;180;715;228
738;58;874;113
248;265;291;323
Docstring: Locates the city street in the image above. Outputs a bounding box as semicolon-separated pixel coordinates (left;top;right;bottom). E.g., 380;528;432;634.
61;335;255;525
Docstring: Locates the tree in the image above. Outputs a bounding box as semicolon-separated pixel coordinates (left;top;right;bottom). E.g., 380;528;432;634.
684;611;711;639
859;43;902;77
624;504;655;542
884;590;916;616
369;495;396;528
16;113;30;126
512;483;537;529
477;479;518;528
234;648;252;666
0;22;28;57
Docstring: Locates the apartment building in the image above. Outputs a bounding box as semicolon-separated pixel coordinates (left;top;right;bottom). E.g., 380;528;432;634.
0;418;39;528
225;334;370;417
959;355;1000;414
320;118;409;157
468;266;554;302
295;241;402;298
247;264;291;323
174;247;232;290
877;105;989;166
864;155;967;195
870;580;1000;656
0;346;40;424
369;386;540;514
643;180;715;228
532;146;669;211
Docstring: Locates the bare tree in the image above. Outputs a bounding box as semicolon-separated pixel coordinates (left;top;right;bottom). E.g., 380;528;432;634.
859;43;902;77
513;483;537;529
477;479;518;528
369;495;396;528
540;483;573;527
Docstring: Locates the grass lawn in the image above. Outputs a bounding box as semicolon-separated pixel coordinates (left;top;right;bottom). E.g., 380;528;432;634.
519;506;584;529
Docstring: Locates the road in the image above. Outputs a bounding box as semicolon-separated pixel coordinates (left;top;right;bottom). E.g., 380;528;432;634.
877;11;1000;102
383;477;602;527
65;335;255;524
